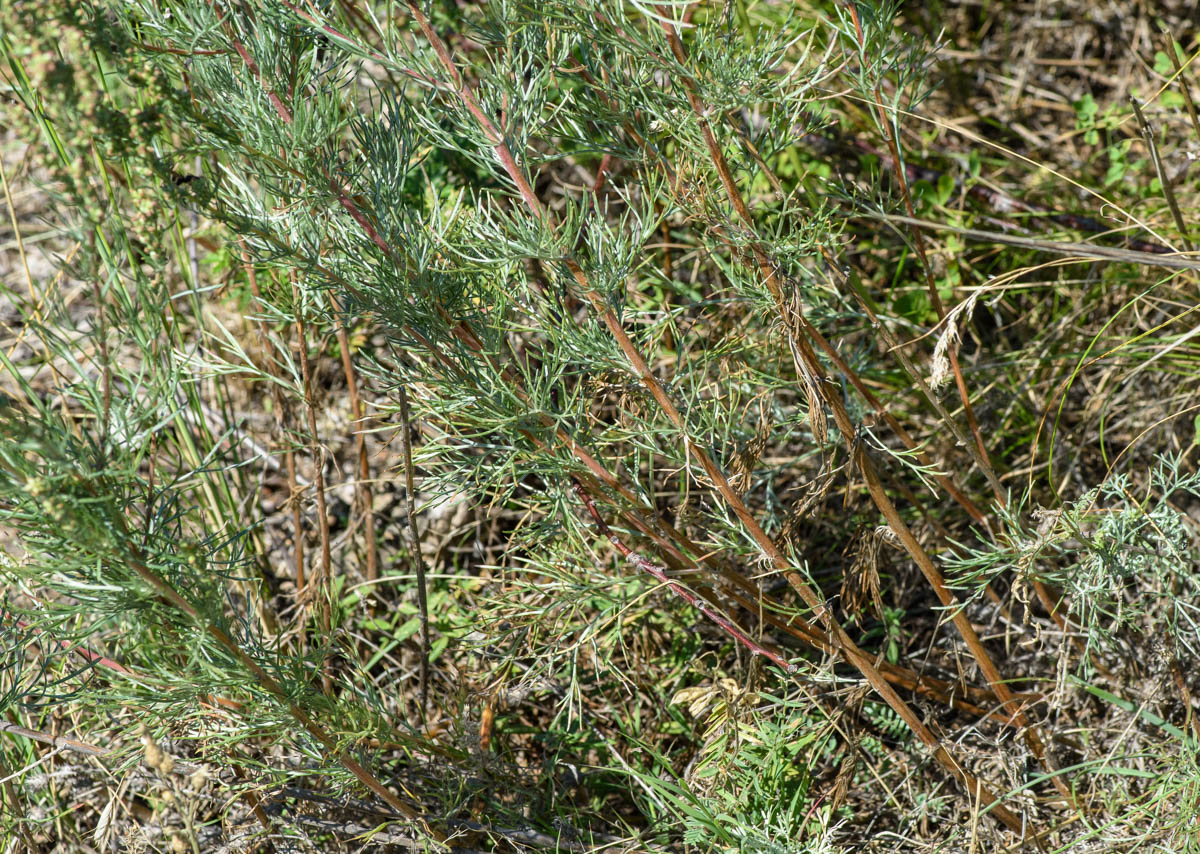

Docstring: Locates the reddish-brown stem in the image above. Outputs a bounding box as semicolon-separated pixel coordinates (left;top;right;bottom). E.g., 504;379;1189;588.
1171;658;1200;742
815;249;1006;515
418;317;1019;724
656;7;1066;815
833;252;1088;653
593;152;615;195
11;616;131;676
574;481;796;672
567;62;1000;531
406;2;1026;833
715;584;1038;725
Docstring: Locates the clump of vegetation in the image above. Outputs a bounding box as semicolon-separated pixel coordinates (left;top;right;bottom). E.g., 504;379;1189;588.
1;0;1198;851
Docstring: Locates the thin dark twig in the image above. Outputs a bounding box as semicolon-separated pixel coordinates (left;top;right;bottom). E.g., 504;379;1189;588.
399;385;430;716
0;721;111;758
1129;95;1194;252
572;480;796;673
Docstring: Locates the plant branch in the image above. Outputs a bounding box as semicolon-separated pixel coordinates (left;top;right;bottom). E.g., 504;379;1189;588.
404;2;1028;834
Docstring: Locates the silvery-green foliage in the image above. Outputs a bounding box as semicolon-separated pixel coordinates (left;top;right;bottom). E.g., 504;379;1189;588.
945;452;1200;671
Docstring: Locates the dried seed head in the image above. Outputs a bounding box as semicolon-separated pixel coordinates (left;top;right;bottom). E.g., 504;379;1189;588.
187;767;209;790
930;290;980;389
142;736;175;775
143;741;164;768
